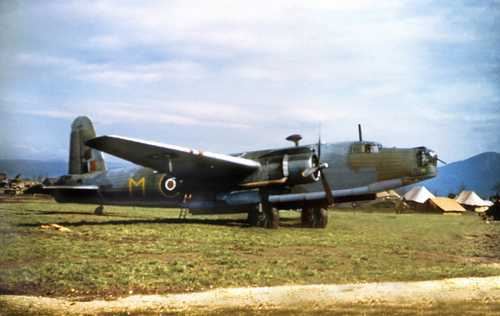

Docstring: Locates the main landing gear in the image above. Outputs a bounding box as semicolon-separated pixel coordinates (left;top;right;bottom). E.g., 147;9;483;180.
301;207;328;228
247;202;279;229
247;204;329;229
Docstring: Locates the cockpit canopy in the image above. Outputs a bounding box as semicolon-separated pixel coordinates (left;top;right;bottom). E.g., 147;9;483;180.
350;142;382;154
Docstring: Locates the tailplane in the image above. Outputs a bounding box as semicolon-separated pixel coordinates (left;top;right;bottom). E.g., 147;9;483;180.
69;116;106;174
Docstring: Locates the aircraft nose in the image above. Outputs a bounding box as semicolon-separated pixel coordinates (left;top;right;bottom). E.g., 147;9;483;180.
426;149;438;165
417;147;438;179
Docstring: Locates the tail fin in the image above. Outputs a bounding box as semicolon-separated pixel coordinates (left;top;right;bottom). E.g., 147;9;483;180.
69;116;106;174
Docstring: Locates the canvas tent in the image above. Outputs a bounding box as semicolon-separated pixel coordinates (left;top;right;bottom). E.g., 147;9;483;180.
403;186;436;211
455;191;493;212
376;190;402;200
403;186;435;204
363;190;403;209
427;197;466;214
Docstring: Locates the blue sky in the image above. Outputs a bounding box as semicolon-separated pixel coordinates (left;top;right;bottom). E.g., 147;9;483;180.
1;0;499;164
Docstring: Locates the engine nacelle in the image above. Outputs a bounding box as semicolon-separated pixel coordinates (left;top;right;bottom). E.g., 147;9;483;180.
283;153;320;185
240;149;321;188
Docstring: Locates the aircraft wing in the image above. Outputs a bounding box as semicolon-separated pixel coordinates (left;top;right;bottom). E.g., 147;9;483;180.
42;185;99;190
86;135;260;179
24;184;99;196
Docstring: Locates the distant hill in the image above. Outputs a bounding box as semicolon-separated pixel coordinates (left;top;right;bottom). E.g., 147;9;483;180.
418;152;500;198
0;159;67;179
0;159;129;179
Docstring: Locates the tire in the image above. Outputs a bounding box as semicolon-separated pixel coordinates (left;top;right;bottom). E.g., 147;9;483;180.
301;207;314;227
265;208;280;229
312;208;328;228
247;205;259;226
248;204;279;229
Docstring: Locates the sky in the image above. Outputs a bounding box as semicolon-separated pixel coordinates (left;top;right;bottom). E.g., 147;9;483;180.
0;0;499;164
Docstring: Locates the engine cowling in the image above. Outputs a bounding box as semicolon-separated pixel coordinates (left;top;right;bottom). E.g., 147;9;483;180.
282;152;320;185
240;150;321;188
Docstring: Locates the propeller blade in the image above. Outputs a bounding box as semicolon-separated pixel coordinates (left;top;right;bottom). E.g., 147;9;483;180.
302;162;329;179
314;132;333;205
320;170;335;205
302;166;318;178
318;137;322;160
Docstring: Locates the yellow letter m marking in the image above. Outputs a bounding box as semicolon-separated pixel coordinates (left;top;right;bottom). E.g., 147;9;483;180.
128;177;146;197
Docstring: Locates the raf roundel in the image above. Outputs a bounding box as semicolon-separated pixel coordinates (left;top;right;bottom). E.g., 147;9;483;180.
164;177;177;191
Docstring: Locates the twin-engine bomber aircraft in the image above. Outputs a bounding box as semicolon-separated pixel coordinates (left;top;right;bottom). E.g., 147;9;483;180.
33;116;439;229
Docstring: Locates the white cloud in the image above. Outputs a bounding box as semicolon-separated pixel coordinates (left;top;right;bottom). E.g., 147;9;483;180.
13;1;475;89
85;35;124;50
15;53;78;68
13;144;41;154
16;53;207;86
59;0;470;58
17;109;76;119
420;108;500;124
12;100;256;129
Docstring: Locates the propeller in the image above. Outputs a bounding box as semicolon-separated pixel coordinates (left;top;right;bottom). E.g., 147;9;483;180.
302;162;328;178
302;135;335;205
317;135;335;204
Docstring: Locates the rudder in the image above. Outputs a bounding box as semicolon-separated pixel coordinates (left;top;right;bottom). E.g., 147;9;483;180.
69;116;106;174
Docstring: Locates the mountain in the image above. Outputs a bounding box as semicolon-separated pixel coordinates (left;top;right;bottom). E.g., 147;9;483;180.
419;152;500;198
0;159;67;179
0;159;129;179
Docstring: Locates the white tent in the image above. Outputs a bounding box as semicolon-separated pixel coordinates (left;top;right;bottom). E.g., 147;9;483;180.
455;191;493;207
403;186;435;204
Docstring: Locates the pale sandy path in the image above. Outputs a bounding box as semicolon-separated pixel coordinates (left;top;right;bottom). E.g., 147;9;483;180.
2;276;500;315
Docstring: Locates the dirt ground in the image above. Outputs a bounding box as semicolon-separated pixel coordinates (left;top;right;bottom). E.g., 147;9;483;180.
1;276;500;315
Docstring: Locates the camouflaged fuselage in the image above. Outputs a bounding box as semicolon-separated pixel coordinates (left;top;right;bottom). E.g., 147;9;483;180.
53;140;436;212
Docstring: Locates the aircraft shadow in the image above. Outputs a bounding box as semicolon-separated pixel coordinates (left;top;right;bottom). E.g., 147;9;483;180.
19;216;300;228
27;209;147;218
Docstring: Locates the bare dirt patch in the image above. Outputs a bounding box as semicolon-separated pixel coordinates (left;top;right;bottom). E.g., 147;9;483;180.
1;276;500;315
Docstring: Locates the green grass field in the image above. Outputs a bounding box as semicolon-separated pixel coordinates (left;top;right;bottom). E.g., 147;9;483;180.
1;197;499;300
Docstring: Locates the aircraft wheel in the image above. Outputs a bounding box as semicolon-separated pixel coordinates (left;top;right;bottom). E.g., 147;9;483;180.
94;205;104;215
247;204;279;228
256;202;279;229
301;207;314;227
312;207;328;228
247;206;259;226
264;207;280;229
